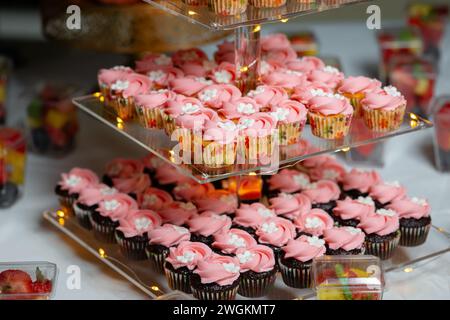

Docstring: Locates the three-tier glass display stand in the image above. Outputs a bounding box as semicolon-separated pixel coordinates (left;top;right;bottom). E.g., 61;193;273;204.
43;0;449;299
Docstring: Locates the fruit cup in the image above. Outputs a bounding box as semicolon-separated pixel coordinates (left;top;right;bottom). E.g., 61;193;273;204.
0;56;12;124
0;261;57;300
289;31;319;57
26;83;79;157
0;127;26;208
312;255;384;300
431;96;450;172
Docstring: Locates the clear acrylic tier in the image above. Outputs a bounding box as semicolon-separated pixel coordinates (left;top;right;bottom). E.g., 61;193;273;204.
73;94;433;184
43;209;450;300
143;0;371;30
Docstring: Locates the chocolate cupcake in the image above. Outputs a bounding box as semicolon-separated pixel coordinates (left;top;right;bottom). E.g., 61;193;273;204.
154;163;192;193
233;202;276;235
187;211;232;246
323;226;366;255
141;153;164;182
358;208;400;260
301;179;341;213
269;193;311;221
369;181;406;207
102;158;144;187
279;235;326;288
158;201;198;226
172;181;215;202
115;209;162;260
111;173;151;201
146;224;191;273
137;187;173;211
164;241;213;293
331;196;375;227
212;228;257;256
194;189;238;218
341;169;381;199
236;245;277;297
387;197;432;247
266;169;310;199
191;254;241;300
293;208;334;238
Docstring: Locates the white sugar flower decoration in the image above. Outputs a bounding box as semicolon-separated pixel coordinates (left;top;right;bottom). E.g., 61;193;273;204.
154;54;171;66
307;236;325;247
179;202;196;210
261;222;279;234
227;234;246;248
323;65;340;74
322;170;340;180
345;227;362;235
182;103;201;114
270;108;290;121
217;121;237;131
305;217;324;229
356;196;375;207
237;103;257;115
237;118;255;130
223;263;240;274
376;208;397;217
199;89;218;102
104;199;120;211
100;187;117;196
65;175;81;187
237;251;254;264
214;70;232;84
177;251;196;263
257;207;274;218
134;217;151;231
148;70;166;82
384;85;401;97
111;80;129;91
173;225;190;234
411;197;427;206
293;174;310;187
247;86;265;97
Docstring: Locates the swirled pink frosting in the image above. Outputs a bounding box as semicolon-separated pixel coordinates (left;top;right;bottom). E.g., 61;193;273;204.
342;169;381;193
282;235;326;262
180;60;215;78
105;158;144;179
117;209;162;238
361;86;406;111
141;153;164;171
338;76;382;95
158;201;198;226
219;97;262;120
387;197;431;219
193;253;240;286
262;69;306;89
291;83;333;105
308;66;344;89
237;112;277;138
268;169;310;193
269;193;310;219
135;54;173;73
173;182;215;202
369;181;406;204
166;241;213;270
301;180;341;204
197;84;242;109
285;56;326;74
134;91;171;110
212;228;257;254
270;99;307;124
323;226;365;251
236;245;276;273
263;47;297;64
188;211;232;237
256;217;296;247
175;107;219;130
96;193;138;221
164;96;204;118
261;33;292;51
209;62;236;84
98;66;133;85
112;173;150;195
259;60;284;76
77;184;117;207
172;48;208;67
154;164;193;186
333;197;375;221
246;85;288;108
59;168;99;194
233;203;276;229
194;190;238;215
308;94;353;116
214;41;235;64
294;208;333;236
148;224;191;247
138;187;173;211
169;77;211;96
203;119;239;144
358;209;400;236
116;73;152;98
308;158;347;182
146;67;184;88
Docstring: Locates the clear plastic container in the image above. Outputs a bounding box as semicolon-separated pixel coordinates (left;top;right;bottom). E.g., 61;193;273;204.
430;96;450;172
0;261;58;300
312;255;384;300
0;127;26;208
0;56;12;124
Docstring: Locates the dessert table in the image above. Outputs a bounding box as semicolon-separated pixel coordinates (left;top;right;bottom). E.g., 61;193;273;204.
1;20;449;300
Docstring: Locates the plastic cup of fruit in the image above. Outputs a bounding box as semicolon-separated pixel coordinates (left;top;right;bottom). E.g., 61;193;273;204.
0;261;57;300
0;127;26;208
431;97;450;172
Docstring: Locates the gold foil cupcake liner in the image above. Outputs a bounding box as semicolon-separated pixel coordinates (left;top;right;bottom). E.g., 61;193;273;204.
58;196;76;216
362;104;406;132
399;223;431;247
238;135;274;164
208;0;248;16
279;261;312;289
308;112;353;140
201;141;237;168
365;230;401;260
112;96;135;120
277;121;305;146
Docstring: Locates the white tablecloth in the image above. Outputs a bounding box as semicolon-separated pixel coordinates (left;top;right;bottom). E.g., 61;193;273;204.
1;19;449;300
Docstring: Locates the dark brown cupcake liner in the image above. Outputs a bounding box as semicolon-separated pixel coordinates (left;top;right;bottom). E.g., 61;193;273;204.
73;203;93;230
115;231;148;260
399;224;431;247
238;271;277;298
191;283;239;300
58;196;76;216
88;214;117;244
164;266;192;294
145;247;168;273
365;231;400;260
279;261;312;289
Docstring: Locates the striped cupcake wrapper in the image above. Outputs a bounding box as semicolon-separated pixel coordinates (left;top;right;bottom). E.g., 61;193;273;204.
308;112;352;140
238;273;277;298
191;285;239;300
59;196;75;216
99;84;112;106
73;203;92;230
163;116;177;136
88;215;117;244
164;267;192;293
115;232;148;260
250;0;286;8
277;121;305;146
145;248;168;273
362;105;406;132
399;224;431;247
113;96;135;120
145;107;164;129
202;141;237;168
365;231;401;260
208;0;248;16
279;262;312;289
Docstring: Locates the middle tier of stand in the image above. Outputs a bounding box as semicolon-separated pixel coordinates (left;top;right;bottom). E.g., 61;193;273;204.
74;94;433;183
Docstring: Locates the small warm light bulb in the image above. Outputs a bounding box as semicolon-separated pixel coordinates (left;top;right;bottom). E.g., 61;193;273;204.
99;96;105;103
56;210;65;218
248;172;257;176
240;65;249;73
341;147;351;152
253;25;261;33
403;267;414;273
410;120;418;128
99;248;107;258
280;18;289;23
410;113;418;120
116;117;124;130
58;218;65;226
151;286;159;291
188;10;197;16
93;92;101;98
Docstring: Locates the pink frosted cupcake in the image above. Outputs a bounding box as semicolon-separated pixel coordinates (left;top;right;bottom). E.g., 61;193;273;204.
209;62;236;85
194;189;238;216
308;157;347;182
141;153;164;178
262;69;306;94
212;228;257;255
219;97;261;121
255;217;296;260
236;245;277;297
147;224;191;272
301;179;341;212
97;66;133;106
146;67;184;90
369;180;406;206
308;65;344;90
358;208;400;260
154;163;193;192
285;56;325;75
279;235;326;288
361;85;407;132
267;169;310;196
138;187;173;211
169;76;213;97
323;226;366;255
163;96;205;135
341;168;382;199
269;99;307;145
246;85;288;111
293;208;334;238
55;168;99;215
208;0;248;16
290;83;333;106
116;209;162;260
188;211;232;245
233;203;276;234
171;48;209;68
158;201;198;226
180;60;216;78
307;93;354;139
164;241;213;293
134;90;176;129
331;196;376;227
197;84;242;109
269;193;312;220
387;197;431;247
337;76;382;117
214;41;235;64
89;193;138;243
172;181;214;202
135;53;173;74
103;158;144;186
112;173;150;199
191;253;241;300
